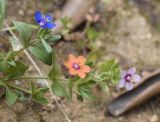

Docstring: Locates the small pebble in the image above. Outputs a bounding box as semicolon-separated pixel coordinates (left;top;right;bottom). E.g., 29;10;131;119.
150;115;158;122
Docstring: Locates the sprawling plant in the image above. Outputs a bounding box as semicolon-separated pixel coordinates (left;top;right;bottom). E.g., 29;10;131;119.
0;0;140;110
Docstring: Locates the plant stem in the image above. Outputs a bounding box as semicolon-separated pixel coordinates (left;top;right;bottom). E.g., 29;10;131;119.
10;76;68;82
11;76;49;80
7;82;31;94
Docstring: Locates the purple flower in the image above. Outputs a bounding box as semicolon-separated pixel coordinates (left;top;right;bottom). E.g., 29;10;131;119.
34;11;56;29
118;67;141;90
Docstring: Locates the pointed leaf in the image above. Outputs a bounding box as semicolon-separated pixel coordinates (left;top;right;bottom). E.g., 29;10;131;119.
29;42;52;65
78;84;95;99
0;61;8;72
0;80;18;106
51;81;68;98
6;90;18;106
67;79;73;101
99;59;120;83
86;27;101;41
41;37;52;53
48;53;60;80
6;62;28;78
44;34;62;43
100;82;109;93
32;94;48;104
12;20;34;46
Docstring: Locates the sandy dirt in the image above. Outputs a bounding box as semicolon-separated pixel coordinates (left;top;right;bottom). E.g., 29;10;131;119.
0;0;159;122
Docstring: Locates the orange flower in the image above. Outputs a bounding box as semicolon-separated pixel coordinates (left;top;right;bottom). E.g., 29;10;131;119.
64;54;91;78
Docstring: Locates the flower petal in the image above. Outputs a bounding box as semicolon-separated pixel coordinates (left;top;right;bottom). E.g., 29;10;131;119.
69;54;75;60
132;74;141;82
45;22;56;29
68;54;77;62
64;61;71;68
34;11;43;22
80;65;91;73
128;67;136;75
77;56;86;64
77;71;86;79
125;82;133;90
69;69;77;75
45;14;53;21
121;70;127;78
118;79;125;88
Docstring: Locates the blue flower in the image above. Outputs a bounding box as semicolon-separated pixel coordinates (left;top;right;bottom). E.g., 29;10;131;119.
34;11;56;29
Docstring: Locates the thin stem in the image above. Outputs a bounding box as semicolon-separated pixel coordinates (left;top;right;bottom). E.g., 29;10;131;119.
11;76;49;80
10;76;68;82
7;82;31;94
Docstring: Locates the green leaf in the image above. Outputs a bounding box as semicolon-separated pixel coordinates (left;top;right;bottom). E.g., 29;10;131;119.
99;82;109;93
37;28;50;37
86;62;94;67
5;51;17;61
86;27;101;41
51;81;68;98
67;79;73;101
30;81;35;93
44;34;62;43
32;94;48;104
60;17;72;29
0;80;18;106
111;68;120;83
41;37;52;53
48;53;60;80
35;87;49;96
0;0;5;28
0;80;6;87
78;84;95;99
29;42;52;65
99;59;120;83
0;52;4;61
100;59;115;72
12;20;34;46
0;61;8;72
60;17;72;34
7;60;16;67
87;50;101;63
30;82;48;104
48;52;68;98
77;76;95;85
6;62;28;78
6;90;18;106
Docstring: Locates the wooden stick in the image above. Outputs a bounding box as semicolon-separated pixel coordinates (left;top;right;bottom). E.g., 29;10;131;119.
107;70;160;117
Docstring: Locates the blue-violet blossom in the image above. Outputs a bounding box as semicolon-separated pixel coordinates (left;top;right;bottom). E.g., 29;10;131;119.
119;67;141;90
34;11;56;29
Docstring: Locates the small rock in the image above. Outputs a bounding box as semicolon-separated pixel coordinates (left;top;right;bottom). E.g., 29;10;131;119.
150;115;158;122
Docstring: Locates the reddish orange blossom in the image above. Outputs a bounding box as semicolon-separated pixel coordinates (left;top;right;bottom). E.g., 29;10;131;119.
64;54;91;78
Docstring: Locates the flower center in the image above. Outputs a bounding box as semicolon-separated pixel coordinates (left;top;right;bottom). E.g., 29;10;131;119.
39;19;46;26
125;74;132;82
73;63;80;70
39;15;50;26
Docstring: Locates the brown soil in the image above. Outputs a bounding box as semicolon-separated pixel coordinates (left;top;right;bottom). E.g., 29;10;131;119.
0;0;159;122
